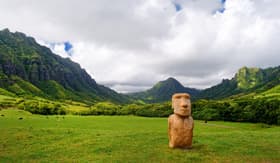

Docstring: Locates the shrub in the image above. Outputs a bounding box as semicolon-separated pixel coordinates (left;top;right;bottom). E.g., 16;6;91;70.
19;100;66;115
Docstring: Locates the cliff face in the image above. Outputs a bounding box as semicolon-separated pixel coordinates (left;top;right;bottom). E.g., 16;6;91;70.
197;66;280;100
0;29;130;103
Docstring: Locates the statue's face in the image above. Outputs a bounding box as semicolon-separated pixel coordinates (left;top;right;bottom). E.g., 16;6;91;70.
172;93;191;117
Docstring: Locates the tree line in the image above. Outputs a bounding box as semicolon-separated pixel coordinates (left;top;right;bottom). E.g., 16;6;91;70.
10;97;280;125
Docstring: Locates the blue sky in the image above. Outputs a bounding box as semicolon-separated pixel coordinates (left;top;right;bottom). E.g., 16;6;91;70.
64;41;73;56
173;2;182;12
64;42;73;52
172;0;226;15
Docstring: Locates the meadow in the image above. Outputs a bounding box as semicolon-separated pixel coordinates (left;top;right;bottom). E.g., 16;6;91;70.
0;109;279;162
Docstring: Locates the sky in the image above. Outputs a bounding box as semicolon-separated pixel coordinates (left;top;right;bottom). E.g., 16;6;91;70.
0;0;280;93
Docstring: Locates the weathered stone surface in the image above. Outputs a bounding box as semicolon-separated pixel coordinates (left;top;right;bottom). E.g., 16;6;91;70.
168;93;194;149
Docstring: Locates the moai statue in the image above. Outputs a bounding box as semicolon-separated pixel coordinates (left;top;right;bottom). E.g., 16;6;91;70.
168;93;194;149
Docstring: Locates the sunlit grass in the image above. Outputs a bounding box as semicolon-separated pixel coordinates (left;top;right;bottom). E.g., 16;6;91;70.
65;104;90;114
0;109;279;162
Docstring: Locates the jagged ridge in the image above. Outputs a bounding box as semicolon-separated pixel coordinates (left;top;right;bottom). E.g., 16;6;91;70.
0;29;130;104
197;66;280;99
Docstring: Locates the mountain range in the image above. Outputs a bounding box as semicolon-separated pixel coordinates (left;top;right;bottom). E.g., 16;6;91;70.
0;29;279;104
128;66;280;102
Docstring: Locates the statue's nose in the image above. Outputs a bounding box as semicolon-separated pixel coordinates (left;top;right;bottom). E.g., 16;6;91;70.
181;101;188;108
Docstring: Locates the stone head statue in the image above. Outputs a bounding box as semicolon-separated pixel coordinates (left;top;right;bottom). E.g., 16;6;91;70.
169;93;194;149
172;93;191;117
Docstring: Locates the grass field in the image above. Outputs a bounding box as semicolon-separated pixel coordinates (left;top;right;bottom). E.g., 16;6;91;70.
0;109;279;162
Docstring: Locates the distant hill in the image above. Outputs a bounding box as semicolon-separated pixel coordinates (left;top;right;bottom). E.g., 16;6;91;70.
198;66;280;99
128;77;200;103
0;29;130;104
128;66;280;103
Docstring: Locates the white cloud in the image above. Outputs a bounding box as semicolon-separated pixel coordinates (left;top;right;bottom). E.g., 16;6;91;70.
0;0;280;92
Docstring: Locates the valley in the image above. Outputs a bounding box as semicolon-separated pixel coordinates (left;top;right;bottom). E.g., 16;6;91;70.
0;29;279;125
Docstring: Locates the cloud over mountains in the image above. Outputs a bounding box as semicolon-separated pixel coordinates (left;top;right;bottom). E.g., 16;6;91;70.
1;0;280;92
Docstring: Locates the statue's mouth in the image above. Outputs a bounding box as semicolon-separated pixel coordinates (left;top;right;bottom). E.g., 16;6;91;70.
178;110;189;115
180;108;188;111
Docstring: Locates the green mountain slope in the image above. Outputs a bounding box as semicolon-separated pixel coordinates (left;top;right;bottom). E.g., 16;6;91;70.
129;66;280;103
198;66;280;100
128;77;200;103
0;29;130;104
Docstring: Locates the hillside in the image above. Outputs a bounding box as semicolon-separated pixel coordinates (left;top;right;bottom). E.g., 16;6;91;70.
128;66;280;103
198;66;280;99
128;77;200;103
0;29;130;104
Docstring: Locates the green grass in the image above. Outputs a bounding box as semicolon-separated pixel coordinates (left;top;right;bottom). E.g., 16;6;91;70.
0;95;15;101
0;95;17;107
256;85;280;99
0;93;90;114
65;104;90;114
0;88;15;97
0;109;279;162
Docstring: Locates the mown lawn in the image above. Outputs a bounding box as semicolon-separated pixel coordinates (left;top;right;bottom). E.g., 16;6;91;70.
0;109;279;162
